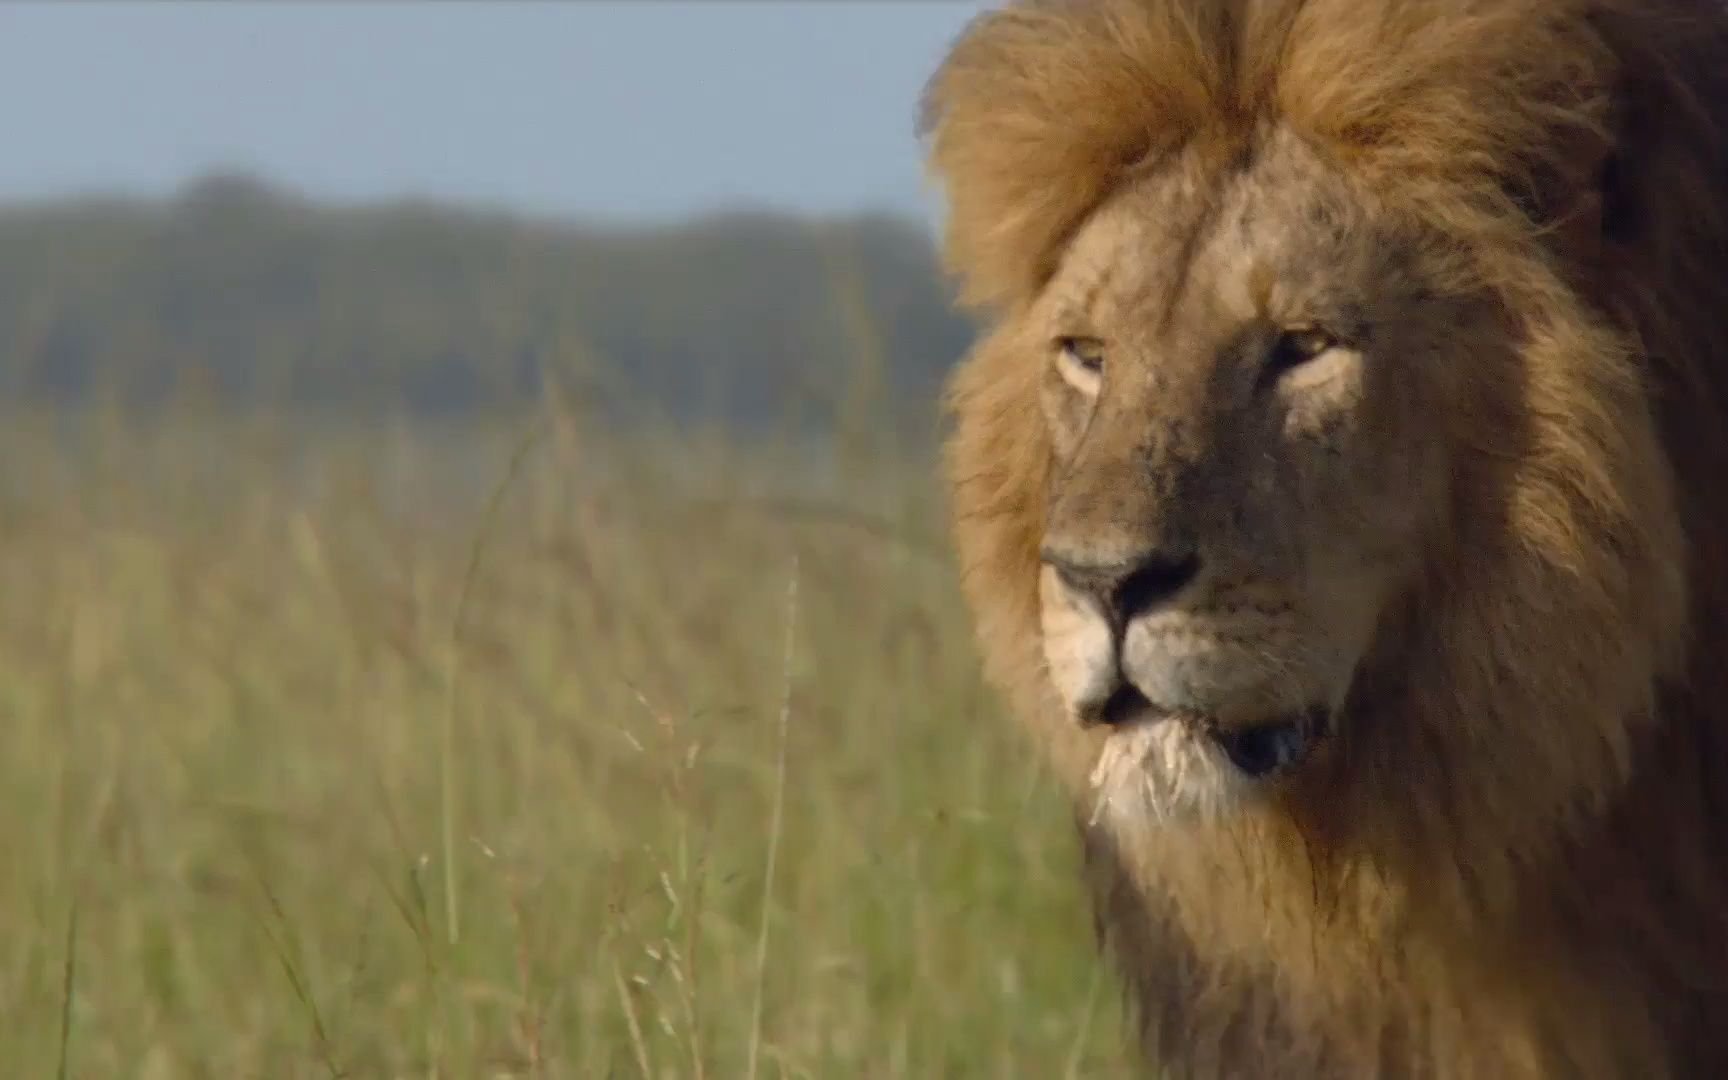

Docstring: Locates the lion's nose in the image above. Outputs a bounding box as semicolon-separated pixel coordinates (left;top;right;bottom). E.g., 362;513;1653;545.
1040;544;1202;625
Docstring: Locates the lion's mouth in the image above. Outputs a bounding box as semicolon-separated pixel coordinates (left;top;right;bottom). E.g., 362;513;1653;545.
1093;684;1331;778
1206;705;1331;776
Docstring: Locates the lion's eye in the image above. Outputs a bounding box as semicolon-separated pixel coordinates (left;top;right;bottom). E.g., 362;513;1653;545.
1263;326;1340;383
1057;337;1106;375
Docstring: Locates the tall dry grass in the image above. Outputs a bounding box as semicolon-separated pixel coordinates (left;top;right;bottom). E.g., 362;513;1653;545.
0;401;1133;1077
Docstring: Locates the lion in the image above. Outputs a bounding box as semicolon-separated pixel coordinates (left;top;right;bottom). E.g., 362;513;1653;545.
918;0;1728;1075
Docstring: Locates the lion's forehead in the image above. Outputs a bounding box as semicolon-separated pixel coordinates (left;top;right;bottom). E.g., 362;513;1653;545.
1042;132;1380;346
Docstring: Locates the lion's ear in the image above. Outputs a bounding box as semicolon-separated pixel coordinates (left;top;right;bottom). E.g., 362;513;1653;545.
1514;93;1635;275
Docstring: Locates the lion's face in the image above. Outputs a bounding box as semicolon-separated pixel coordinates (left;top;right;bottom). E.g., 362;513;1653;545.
1034;131;1479;822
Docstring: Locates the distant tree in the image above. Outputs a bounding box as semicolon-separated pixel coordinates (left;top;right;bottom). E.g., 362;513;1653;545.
0;172;978;436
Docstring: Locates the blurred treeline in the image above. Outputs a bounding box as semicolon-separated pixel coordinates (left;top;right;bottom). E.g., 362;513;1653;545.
0;172;977;438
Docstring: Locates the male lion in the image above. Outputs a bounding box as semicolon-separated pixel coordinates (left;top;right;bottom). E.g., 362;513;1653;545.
920;0;1728;1075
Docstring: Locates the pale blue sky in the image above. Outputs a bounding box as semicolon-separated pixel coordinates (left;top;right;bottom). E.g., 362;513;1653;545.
0;1;989;224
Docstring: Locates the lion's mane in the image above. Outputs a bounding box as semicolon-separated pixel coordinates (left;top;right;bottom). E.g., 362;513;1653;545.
921;0;1728;1074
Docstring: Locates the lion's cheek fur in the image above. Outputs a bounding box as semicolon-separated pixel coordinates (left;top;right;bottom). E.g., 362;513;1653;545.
946;322;1105;792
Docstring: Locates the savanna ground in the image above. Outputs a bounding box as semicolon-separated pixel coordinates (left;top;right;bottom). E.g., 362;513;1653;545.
0;399;1135;1077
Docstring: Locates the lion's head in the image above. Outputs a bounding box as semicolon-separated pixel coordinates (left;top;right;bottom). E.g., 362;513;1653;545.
1030;127;1484;825
923;3;1728;1051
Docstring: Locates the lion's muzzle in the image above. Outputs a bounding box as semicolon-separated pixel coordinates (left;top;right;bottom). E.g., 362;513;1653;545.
1038;558;1344;809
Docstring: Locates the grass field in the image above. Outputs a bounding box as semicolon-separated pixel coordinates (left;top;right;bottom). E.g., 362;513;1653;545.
0;404;1135;1077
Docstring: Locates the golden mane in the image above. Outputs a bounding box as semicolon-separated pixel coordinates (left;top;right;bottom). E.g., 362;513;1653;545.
921;0;1728;1074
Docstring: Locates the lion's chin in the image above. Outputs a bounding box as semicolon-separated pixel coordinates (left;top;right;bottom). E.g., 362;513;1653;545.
1086;698;1331;828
